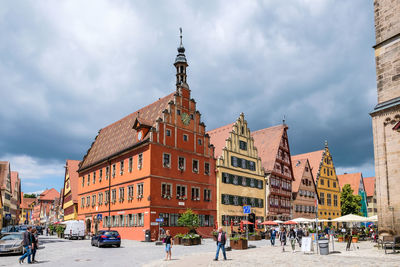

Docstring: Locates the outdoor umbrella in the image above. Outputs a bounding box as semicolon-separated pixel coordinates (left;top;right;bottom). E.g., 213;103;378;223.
367;215;378;222
283;220;297;225
261;221;278;225
273;220;284;224
241;220;254;224
292;218;312;223
240;221;244;232
331;214;367;222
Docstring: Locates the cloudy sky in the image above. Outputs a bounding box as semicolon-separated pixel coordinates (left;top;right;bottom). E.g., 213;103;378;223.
0;0;377;194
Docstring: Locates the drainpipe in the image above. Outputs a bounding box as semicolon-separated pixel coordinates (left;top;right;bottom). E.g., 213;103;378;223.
108;159;111;231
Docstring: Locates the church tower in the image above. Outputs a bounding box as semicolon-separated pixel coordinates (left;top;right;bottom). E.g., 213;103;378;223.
371;0;400;236
174;28;189;91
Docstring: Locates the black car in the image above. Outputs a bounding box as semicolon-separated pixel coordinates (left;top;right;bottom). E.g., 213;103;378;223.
91;230;121;248
35;226;43;235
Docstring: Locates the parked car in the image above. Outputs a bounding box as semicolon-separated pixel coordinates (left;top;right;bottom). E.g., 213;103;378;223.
63;220;85;240
91;230;121;248
0;232;24;255
1;225;19;234
35;226;43;235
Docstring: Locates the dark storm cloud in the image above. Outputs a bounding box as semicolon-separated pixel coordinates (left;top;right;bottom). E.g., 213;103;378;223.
0;0;376;192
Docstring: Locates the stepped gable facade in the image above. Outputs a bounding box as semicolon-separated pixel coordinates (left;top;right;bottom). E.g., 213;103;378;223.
208;113;265;233
77;31;216;240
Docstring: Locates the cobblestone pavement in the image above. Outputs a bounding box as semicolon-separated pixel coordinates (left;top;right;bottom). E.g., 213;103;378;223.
0;235;398;267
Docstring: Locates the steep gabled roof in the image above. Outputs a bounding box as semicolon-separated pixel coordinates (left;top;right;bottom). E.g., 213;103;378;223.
10;171;19;194
207;123;235;159
65;160;80;203
291;158;308;193
337;172;363;195
21;197;36;209
251;125;285;173
39;188;59;201
363;177;375;197
80;92;175;170
291;150;324;183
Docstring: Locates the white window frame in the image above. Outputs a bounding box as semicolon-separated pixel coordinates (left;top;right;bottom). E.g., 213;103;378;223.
178;156;186;171
204;162;210;175
163;153;171;168
183;134;188;142
119;187;125;202
128;185;134;201
138;154;143;170
192;159;199;173
120;160;124;175
137;183;144;199
191;187;200;201
161;183;173;199
129;157;133;173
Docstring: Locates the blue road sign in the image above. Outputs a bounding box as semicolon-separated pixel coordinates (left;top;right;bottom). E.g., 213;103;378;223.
97;214;102;220
5;214;11;220
243;205;251;214
156;218;164;222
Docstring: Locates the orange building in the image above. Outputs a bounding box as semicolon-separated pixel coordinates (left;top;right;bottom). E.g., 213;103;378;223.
77;32;216;240
62;160;80;221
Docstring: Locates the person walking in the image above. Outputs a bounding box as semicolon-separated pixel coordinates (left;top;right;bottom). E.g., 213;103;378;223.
163;230;172;261
214;227;227;261
19;226;33;264
288;227;297;253
270;227;277;246
297;227;304;247
31;228;39;263
279;227;287;252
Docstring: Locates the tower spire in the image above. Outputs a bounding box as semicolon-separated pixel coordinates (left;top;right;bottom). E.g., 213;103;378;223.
174;27;189;90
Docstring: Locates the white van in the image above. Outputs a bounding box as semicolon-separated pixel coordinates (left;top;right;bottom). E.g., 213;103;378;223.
62;220;85;240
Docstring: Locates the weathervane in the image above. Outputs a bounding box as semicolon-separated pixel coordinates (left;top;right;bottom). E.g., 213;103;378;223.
179;27;183;46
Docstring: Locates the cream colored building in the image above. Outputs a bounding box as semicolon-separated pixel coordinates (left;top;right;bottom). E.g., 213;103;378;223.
371;0;400;235
208;113;265;233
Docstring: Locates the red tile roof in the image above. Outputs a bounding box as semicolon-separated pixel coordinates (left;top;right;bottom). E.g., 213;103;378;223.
66;160;80;203
291;158;308;193
21;197;36;209
363;177;375;197
10;171;20;194
80;92;175;170
39;188;59;201
337;172;363;195
207;123;235;159
0;161;10;190
251;125;286;172
291;150;324;183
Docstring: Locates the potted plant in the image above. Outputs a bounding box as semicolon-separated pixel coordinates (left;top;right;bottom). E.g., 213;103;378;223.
337;234;344;242
211;230;218;241
190;233;201;245
248;232;261;241
230;236;248;250
182;234;193;246
174;233;184;245
352;235;359;243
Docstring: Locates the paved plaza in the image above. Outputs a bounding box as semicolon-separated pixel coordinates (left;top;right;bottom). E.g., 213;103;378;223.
0;236;398;267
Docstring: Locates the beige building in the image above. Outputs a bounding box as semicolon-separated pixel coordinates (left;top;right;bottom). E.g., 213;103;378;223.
364;177;377;217
291;158;318;220
371;0;400;235
208;113;265;233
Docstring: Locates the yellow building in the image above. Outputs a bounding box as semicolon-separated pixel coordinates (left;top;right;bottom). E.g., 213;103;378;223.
292;141;341;225
20;194;36;225
208;113;265;233
62;160;80;221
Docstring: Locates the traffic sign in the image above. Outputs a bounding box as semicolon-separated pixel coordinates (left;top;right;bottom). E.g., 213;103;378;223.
243;205;251;214
97;214;102;220
5;214;11;220
156;218;164;222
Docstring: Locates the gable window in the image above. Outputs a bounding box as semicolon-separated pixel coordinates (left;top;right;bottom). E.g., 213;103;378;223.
241;126;244;134
120;161;124;175
166;129;171;136
129;157;133;172
138;154;143;169
163;153;171;168
327;180;330;187
320;192;325;205
330;170;333;176
305;167;309;172
239;140;247;150
178;157;185;171
334;194;338;206
119;187;125;202
137;183;144;198
161;183;172;199
106;166;110;180
111;189;116;203
333;181;336;188
183;134;188;141
128;185;134;200
112;164;116;178
320;179;324;186
99;169;103;182
204;162;210;175
191;187;200;201
204;189;211;202
176;185;187;200
192;159;199;173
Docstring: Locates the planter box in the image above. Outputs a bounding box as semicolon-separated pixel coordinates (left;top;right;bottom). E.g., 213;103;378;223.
192;237;201;245
249;235;261;241
182;238;193;246
173;237;182;245
352;237;359;243
230;239;248;250
337;237;344;242
212;235;218;241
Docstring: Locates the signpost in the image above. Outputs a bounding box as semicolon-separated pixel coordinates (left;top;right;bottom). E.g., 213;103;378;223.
97;214;102;221
156;218;164;242
243;206;251;241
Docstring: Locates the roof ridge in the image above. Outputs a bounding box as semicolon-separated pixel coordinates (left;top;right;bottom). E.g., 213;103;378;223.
252;124;285;134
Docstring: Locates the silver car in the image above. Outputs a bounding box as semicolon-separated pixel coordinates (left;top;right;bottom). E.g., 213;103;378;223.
0;232;24;254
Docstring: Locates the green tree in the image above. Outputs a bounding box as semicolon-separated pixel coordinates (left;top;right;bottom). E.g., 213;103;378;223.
24;193;37;198
340;184;362;216
177;209;200;232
